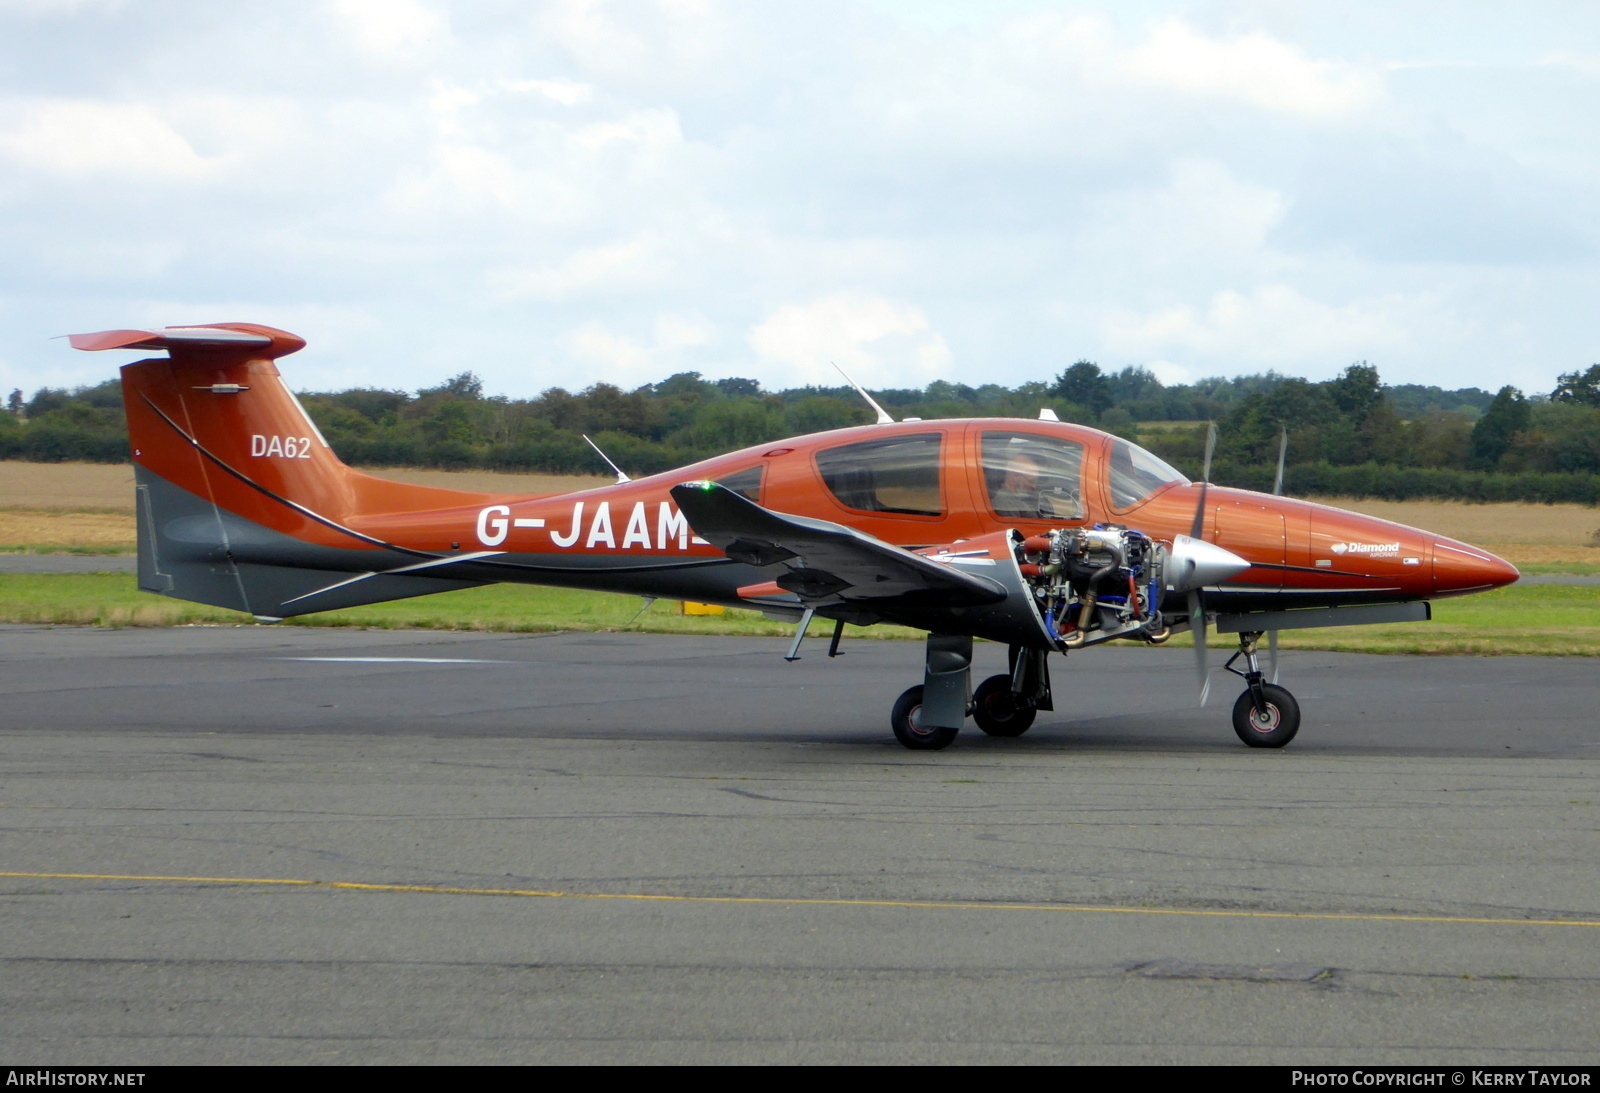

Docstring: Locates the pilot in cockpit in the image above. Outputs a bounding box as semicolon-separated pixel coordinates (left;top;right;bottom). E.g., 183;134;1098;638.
984;434;1086;522
992;452;1044;516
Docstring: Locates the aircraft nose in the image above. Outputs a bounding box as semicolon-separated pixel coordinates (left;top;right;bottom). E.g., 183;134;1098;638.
1432;537;1519;595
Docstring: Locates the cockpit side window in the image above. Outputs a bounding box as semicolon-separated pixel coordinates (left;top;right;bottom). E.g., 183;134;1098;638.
1107;438;1189;509
715;465;764;503
815;433;943;516
980;431;1085;521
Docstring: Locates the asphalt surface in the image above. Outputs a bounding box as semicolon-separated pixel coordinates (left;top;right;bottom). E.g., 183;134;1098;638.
1;624;1597;1064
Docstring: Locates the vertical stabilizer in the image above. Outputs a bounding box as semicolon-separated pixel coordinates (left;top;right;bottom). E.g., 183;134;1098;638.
74;323;491;616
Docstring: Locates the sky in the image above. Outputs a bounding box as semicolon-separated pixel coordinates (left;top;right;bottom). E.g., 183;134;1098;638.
1;0;1597;401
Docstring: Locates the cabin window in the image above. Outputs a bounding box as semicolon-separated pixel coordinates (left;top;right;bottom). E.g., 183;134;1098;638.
715;465;764;503
1107;438;1189;509
980;431;1085;521
815;433;943;516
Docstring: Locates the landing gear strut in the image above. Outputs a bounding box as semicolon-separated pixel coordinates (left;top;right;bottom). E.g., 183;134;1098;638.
891;633;971;750
1224;631;1299;748
972;645;1054;737
893;639;1055;749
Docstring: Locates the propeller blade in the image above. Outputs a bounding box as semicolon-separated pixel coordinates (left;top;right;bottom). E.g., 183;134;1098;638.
1189;422;1217;538
1188;590;1210;707
1272;427;1288;495
1184;483;1203;544
1268;630;1279;685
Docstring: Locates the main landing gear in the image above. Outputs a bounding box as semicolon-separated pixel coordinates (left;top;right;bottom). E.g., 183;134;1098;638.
885;630;1302;750
1222;630;1299;748
890;636;1053;751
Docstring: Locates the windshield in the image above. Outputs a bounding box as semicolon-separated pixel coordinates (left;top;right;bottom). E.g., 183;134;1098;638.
1107;438;1189;509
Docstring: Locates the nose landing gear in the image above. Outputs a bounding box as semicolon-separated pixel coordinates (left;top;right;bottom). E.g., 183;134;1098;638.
1224;631;1299;748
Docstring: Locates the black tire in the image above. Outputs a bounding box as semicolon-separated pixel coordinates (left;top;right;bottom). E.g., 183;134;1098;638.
1232;684;1300;748
971;674;1036;737
891;685;958;750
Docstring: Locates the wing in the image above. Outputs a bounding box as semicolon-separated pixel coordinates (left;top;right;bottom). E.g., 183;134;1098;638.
669;482;1006;614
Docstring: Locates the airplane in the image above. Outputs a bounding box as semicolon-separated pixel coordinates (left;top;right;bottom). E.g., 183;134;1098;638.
69;321;1520;750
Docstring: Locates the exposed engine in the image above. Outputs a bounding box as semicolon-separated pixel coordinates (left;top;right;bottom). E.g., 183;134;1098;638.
1018;525;1170;648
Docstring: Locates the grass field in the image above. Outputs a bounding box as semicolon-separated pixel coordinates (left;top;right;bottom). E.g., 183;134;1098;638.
0;462;612;554
0;572;920;640
0;573;1588;655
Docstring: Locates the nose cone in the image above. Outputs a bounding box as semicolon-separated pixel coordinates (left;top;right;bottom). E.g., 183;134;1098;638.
1167;534;1251;593
1432;537;1519;596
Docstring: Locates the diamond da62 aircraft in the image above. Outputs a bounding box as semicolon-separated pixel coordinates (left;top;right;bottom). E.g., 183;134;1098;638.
72;322;1519;750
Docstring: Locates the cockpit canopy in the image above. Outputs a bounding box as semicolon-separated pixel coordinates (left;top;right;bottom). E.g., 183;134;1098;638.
701;419;1193;536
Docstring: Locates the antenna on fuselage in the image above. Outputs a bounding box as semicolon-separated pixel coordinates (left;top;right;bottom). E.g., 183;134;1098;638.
582;434;632;483
832;362;894;425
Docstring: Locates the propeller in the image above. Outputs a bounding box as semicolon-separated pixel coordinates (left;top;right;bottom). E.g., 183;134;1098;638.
1169;533;1245;706
1188;423;1217;701
1188;588;1210;705
1267;426;1287;682
1189;421;1217;539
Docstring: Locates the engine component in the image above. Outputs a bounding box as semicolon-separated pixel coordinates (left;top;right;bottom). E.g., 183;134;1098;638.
1017;525;1170;649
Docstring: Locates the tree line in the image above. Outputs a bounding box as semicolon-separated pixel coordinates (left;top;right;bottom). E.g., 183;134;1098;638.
5;361;1600;504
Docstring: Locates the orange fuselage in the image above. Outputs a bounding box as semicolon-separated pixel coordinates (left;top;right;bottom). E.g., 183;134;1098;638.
348;418;1517;609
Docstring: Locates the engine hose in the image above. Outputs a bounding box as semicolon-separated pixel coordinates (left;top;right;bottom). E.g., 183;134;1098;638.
1071;588;1101;642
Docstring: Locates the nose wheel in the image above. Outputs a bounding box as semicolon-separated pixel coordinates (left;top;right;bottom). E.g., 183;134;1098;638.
1230;682;1299;747
1224;631;1299;748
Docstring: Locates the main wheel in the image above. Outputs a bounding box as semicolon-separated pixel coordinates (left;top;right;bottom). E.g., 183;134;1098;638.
891;685;958;750
1231;684;1300;748
971;674;1036;737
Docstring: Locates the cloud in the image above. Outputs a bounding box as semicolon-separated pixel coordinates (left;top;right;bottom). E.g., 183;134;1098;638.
748;292;952;388
0;99;214;177
1121;19;1382;118
489;233;675;302
328;0;450;63
1074;158;1289;269
1100;285;1419;375
502;78;593;106
0;2;1593;400
561;311;720;387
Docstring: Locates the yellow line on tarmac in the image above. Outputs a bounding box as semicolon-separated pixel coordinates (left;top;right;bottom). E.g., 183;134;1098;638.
3;871;1597;929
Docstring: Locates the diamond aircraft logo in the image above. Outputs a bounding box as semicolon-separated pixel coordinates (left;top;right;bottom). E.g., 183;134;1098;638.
1329;541;1401;556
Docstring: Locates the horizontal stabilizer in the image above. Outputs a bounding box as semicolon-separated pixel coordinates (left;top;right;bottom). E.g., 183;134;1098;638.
70;323;305;360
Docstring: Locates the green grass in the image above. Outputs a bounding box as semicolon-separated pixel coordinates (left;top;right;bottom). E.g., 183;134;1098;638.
1514;562;1600;576
0;574;1595;655
1162;583;1600;656
0;573;918;640
0;543;138;555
